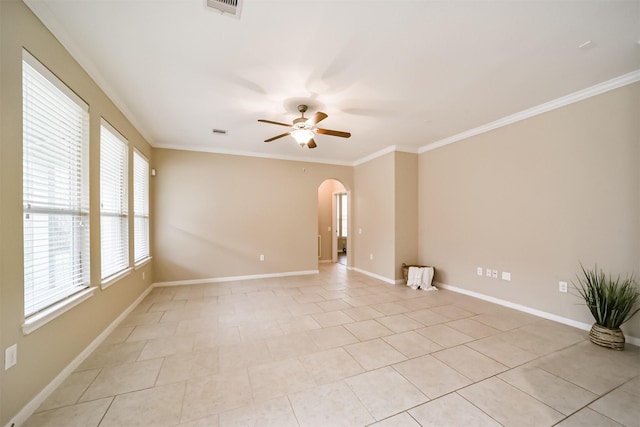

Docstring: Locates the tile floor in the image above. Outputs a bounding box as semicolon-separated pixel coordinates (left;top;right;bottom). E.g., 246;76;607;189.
25;264;640;427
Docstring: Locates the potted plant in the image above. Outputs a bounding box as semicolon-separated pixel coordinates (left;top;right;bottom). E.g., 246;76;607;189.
574;264;639;350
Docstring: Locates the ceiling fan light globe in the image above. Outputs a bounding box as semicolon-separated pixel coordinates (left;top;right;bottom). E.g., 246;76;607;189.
291;129;314;145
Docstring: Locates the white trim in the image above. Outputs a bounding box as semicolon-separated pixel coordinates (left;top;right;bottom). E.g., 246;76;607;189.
436;281;640;347
318;260;333;264
152;270;319;287
22;1;153;145
100;118;128;145
8;285;154;427
348;266;400;285
22;49;88;111
100;267;133;290
352;145;418;166
419;69;640;153
22;287;97;335
134;256;153;270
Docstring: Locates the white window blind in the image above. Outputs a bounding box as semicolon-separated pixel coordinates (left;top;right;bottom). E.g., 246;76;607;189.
22;51;90;317
133;150;150;262
100;120;129;280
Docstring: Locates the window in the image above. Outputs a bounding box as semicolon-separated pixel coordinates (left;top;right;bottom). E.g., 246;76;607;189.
100;120;129;281
22;51;90;317
133;150;150;262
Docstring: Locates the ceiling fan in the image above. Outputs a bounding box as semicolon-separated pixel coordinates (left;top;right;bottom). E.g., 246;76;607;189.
258;105;351;149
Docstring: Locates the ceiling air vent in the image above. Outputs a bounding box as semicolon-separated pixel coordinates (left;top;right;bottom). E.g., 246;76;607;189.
205;0;243;18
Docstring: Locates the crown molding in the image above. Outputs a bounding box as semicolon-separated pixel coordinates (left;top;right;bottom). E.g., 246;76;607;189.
419;69;640;153
352;145;418;166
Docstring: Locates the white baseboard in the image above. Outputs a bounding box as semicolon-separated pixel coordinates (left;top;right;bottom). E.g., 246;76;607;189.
348;267;403;285
152;269;319;287
5;285;154;427
318;260;333;264
436;282;640;347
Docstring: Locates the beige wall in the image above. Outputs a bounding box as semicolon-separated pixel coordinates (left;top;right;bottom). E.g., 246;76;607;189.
317;179;347;262
0;2;154;424
152;149;353;282
394;152;419;279
353;153;396;279
418;82;640;338
352;152;420;282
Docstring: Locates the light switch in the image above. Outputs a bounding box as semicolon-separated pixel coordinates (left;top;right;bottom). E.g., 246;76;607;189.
486;268;491;277
502;272;511;281
492;270;498;279
5;344;17;370
477;267;483;276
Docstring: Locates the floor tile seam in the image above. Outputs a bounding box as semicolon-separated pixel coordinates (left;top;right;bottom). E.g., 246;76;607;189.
93;395;116;427
172;381;189;427
496;366;603;416
76;365;108;404
547;394;621;426
453;389;508;427
491;376;567;421
527;340;616;393
585;375;640;418
341;378;379;423
454;340;524;369
448;347;598;419
32;372;106;416
388;361;449;400
431;344;510;377
283;394;303;427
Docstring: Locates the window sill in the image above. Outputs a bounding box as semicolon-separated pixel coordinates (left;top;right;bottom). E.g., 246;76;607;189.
23;287;97;335
134;256;152;270
101;267;133;290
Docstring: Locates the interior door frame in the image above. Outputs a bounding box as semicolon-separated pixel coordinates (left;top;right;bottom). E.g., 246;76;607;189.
332;192;339;263
332;191;348;264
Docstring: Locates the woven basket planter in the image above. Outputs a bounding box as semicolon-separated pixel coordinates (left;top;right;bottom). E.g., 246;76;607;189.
589;323;625;350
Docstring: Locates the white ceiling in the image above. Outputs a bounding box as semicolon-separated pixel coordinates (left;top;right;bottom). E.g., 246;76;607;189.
25;0;640;165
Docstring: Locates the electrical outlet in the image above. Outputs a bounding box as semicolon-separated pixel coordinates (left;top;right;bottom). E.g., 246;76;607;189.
5;344;17;370
369;253;374;260
492;270;498;279
559;281;568;293
260;254;265;261
476;267;483;276
485;268;491;277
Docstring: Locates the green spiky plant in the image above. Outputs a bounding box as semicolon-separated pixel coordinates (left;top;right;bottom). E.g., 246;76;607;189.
574;264;640;330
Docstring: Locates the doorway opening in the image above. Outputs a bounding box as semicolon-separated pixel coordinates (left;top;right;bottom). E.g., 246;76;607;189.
317;179;348;266
335;192;348;266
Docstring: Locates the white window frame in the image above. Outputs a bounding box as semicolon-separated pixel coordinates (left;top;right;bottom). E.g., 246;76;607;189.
22;50;94;333
100;119;131;287
133;149;150;264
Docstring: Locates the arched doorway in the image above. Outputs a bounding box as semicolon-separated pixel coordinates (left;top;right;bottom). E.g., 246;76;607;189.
317;179;348;266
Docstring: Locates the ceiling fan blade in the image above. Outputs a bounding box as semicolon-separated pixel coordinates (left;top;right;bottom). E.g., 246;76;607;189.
258;119;291;127
307;138;317;149
264;132;290;142
316;128;351;138
307;112;328;126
